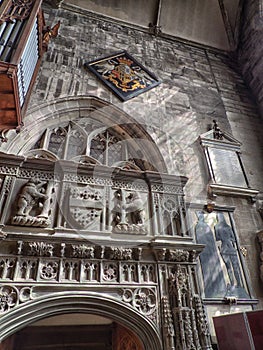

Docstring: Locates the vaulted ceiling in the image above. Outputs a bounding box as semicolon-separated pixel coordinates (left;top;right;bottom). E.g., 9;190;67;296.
63;0;243;51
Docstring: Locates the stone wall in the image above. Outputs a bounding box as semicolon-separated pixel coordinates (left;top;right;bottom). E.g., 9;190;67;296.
23;3;263;309
238;0;263;116
4;0;262;312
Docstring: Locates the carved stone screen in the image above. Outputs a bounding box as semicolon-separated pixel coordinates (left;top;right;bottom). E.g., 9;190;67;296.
192;210;250;300
208;148;247;187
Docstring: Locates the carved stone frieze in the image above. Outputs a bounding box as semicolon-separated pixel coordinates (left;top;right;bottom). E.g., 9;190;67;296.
71;244;95;258
151;184;184;194
0;166;18;175
28;242;54;257
156;248;197;263
16;241;143;261
104;246;142;261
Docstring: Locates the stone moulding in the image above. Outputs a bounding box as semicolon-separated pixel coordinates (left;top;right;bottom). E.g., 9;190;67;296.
0;291;163;350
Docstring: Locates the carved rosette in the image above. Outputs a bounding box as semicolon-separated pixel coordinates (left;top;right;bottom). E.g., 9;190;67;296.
102;263;118;282
0;285;18;313
40;261;59;280
122;288;157;322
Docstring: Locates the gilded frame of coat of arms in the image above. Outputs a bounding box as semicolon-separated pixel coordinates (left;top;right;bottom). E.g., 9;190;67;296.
85;51;161;101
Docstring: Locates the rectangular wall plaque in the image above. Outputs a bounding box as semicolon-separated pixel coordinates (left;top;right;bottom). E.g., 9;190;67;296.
85;51;161;101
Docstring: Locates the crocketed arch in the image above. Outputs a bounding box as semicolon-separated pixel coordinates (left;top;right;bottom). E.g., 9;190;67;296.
5;96;167;173
0;292;163;350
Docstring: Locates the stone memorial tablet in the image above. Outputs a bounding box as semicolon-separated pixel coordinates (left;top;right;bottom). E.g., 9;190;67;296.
208;147;247;187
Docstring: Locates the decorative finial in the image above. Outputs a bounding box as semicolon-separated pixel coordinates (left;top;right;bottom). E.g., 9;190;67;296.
212;120;223;140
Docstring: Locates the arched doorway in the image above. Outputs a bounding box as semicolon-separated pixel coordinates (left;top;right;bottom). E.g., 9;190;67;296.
2;313;144;350
0;292;162;350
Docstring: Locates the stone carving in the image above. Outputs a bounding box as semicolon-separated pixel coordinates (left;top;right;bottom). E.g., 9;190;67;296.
193;295;212;349
158;195;183;236
168;265;213;350
104;247;134;260
0;285;18;313
121;263;138;283
102;263;118;282
28;242;54;257
71;244;95;258
18;260;37;280
161;296;175;350
68;185;103;230
40;261;58;280
166;249;189;262
122;288;157;321
140;264;156;283
83;262;99;282
156;248;196;263
62;261;80;281
0;258;16;280
11;179;52;227
112;189;146;234
212;120;224;140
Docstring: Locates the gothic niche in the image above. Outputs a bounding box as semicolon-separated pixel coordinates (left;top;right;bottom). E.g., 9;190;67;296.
112;189;147;234
11;178;53;227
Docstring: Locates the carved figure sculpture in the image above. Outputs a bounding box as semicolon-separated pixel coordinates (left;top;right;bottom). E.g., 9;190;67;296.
16;179;48;216
42;21;60;48
125;191;145;225
112;190;146;234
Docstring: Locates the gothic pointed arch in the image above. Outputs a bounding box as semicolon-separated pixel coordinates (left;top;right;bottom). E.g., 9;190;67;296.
0;292;163;350
4;96;168;173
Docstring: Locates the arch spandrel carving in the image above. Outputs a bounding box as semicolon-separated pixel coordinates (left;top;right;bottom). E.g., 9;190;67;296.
0;292;163;350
